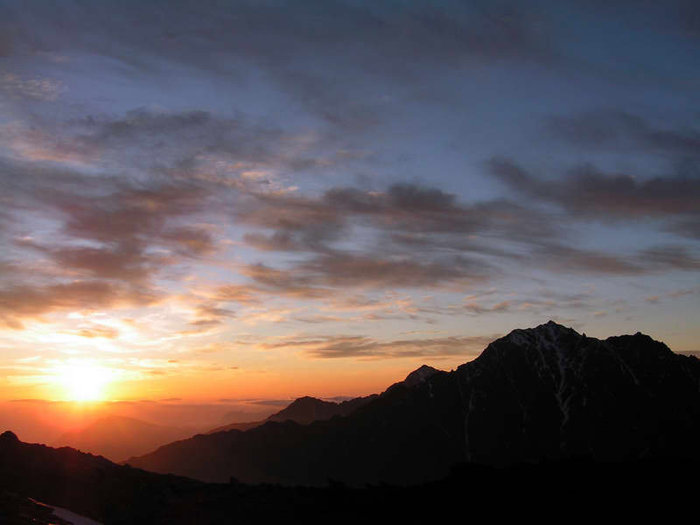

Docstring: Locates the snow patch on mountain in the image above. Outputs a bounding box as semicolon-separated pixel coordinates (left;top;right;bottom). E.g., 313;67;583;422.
404;365;441;387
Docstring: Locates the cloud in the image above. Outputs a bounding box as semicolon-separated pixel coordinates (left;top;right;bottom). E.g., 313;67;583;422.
534;244;644;275
1;134;692;336
0;281;157;328
513;242;699;276
177;303;237;336
234;183;561;291
0;1;558;133
490;157;700;220
0;30;12;57
463;300;512;315
240;264;330;298
325;183;485;235
640;245;700;271
1;108;333;194
0;147;236;333
545;109;700;158
232;177;691;296
678;0;700;38
239;192;345;253
245;399;292;407
240;183;561;249
236;250;489;297
1;1;554;71
57;184;209;243
224;175;700;301
0;88;695;342
0;72;62;101
161;227;216;257
33;243;167;283
14;182;215;287
178;318;224;336
73;109;295;175
259;333;497;360
73;326;120;339
214;285;262;305
667;218;700;240
300;253;485;289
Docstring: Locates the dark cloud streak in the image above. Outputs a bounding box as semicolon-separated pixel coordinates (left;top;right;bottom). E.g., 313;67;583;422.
490;158;700;221
545;109;700;158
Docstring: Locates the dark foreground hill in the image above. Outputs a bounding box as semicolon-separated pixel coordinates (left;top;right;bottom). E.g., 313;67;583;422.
128;322;700;485
0;430;696;524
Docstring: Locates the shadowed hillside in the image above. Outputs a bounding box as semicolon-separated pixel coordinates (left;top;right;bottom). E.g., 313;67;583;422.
0;430;696;524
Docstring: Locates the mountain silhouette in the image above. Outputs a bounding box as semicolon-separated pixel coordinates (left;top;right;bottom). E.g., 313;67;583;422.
207;395;377;434
2;429;697;524
53;415;194;462
127;322;700;485
3;321;700;522
402;364;441;387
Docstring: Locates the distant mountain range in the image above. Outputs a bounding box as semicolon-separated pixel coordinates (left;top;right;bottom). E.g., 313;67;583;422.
45;388;377;462
207;394;377;434
126;321;700;485
53;416;194;462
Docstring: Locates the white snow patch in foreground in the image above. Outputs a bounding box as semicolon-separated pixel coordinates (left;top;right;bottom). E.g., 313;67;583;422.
29;499;103;525
49;505;102;525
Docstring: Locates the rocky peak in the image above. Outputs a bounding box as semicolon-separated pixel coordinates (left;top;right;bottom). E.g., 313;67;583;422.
0;430;19;443
505;320;579;345
404;365;441;387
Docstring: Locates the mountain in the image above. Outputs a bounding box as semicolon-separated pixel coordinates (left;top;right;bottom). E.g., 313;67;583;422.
267;395;377;425
207;395;377;433
402;364;440;387
2;430;696;524
128;322;700;485
454;321;700;465
53;416;194;462
0;429;196;523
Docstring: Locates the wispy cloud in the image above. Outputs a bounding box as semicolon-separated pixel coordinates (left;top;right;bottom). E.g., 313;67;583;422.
0;72;62;101
259;333;498;360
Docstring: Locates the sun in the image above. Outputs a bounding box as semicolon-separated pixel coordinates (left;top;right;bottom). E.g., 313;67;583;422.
56;362;114;402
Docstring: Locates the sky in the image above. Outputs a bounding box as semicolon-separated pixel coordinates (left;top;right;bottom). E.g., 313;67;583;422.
0;0;698;407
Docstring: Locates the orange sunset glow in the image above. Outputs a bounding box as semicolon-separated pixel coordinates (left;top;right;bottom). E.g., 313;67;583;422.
0;2;699;523
53;361;115;402
0;0;697;446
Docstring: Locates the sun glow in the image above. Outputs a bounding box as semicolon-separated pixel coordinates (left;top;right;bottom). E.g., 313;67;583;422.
55;362;114;402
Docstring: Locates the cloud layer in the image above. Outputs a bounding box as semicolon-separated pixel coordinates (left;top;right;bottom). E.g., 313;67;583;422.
0;0;698;401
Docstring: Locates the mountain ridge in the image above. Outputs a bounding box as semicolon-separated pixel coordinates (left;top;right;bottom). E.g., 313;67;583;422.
53;415;194;462
206;394;378;434
127;322;700;485
2;427;697;524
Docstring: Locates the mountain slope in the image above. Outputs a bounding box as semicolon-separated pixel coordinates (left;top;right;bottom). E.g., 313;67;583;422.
267;395;377;425
457;322;700;464
128;322;700;485
54;416;193;462
0;430;201;523
3;430;697;524
207;395;377;434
